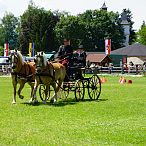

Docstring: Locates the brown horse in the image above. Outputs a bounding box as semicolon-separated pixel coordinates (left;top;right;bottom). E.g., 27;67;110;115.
33;52;66;103
9;49;36;104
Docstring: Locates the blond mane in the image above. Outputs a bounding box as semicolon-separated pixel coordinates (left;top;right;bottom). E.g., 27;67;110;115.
43;53;48;66
11;50;25;65
37;52;48;66
17;51;24;65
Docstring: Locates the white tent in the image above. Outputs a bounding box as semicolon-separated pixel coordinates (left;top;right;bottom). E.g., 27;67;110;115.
127;57;144;65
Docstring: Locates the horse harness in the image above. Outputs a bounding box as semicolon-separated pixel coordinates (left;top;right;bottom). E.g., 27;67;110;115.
35;62;55;84
11;63;34;82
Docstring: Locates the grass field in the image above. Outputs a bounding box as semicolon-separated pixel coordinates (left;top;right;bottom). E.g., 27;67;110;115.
0;75;145;146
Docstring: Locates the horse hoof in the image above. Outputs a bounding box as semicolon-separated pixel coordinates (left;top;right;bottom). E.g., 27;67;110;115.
34;100;38;104
12;101;16;104
29;100;33;103
19;95;24;99
50;99;54;103
50;98;57;104
43;100;46;104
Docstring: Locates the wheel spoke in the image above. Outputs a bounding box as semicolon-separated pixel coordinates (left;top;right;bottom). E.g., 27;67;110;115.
75;80;85;101
88;75;101;100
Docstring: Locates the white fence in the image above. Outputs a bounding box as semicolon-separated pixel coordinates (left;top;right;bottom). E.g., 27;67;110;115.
86;65;146;75
1;64;146;75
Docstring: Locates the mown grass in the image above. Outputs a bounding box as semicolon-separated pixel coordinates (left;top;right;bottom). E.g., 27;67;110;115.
0;75;145;146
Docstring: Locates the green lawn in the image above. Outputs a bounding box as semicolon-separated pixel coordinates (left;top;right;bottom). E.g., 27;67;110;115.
0;75;145;146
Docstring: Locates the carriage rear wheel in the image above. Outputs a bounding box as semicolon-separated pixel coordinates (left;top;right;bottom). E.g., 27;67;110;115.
88;74;101;100
74;79;85;101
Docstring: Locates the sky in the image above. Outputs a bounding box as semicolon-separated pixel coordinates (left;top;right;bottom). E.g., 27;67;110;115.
0;0;145;31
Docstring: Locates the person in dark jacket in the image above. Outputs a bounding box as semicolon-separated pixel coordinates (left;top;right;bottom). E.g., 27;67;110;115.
55;38;73;68
78;45;86;67
55;38;73;81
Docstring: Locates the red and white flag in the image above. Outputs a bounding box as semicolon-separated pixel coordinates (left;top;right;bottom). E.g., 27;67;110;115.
4;43;9;56
105;39;111;55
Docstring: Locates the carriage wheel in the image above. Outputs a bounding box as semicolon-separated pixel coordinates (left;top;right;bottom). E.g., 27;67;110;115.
39;85;54;101
74;80;85;101
88;74;101;100
39;85;46;101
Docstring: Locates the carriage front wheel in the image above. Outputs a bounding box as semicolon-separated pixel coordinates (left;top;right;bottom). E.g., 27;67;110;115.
88;74;101;100
74;79;85;101
39;85;54;101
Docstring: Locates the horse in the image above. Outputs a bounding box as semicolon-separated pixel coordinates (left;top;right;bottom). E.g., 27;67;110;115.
33;52;66;103
9;49;36;104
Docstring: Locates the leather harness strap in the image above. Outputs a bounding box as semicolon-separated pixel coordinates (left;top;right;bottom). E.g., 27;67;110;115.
11;63;34;82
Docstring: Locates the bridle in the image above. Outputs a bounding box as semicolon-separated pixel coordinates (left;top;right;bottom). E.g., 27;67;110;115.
9;53;19;70
35;55;46;73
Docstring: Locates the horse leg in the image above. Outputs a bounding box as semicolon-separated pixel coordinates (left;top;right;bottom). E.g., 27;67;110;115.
28;82;35;103
17;81;25;99
50;82;57;103
50;79;64;103
31;81;39;104
56;79;63;93
43;85;49;104
55;79;64;99
12;81;17;104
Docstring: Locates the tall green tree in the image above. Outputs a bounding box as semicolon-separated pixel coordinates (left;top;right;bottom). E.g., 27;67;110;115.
55;10;125;51
0;12;19;50
55;15;87;49
137;22;146;45
19;2;58;54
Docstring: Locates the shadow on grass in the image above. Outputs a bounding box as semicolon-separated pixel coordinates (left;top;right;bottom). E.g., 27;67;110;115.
96;98;108;102
21;98;76;106
21;98;108;107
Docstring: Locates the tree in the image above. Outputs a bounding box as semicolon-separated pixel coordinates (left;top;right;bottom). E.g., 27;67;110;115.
0;12;19;50
137;22;146;45
55;15;87;49
80;10;125;51
55;10;125;51
18;2;59;54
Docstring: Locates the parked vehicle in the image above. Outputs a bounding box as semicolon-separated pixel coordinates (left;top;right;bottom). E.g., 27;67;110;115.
24;56;35;62
0;56;10;73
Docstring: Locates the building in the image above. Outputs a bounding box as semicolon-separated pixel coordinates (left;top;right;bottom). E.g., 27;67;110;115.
100;2;130;46
120;11;130;46
111;43;146;65
100;2;108;11
86;52;112;66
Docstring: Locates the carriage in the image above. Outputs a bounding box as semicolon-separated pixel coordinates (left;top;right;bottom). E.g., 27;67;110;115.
9;49;101;104
39;50;101;102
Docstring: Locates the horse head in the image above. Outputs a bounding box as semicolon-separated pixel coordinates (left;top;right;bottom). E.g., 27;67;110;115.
9;49;24;71
34;52;47;73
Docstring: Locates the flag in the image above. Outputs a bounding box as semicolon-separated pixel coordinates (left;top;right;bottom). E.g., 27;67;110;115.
4;42;9;56
29;42;35;57
105;39;111;55
32;42;35;57
29;43;32;57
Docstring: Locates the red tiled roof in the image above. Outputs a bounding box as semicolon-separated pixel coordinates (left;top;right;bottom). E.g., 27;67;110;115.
86;53;111;63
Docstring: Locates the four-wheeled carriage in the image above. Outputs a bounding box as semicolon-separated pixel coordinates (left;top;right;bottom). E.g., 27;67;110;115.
39;61;101;102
